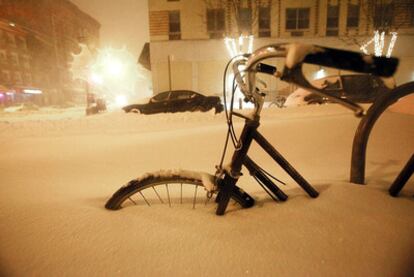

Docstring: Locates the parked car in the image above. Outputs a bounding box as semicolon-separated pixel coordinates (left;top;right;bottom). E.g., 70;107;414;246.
284;74;393;107
123;90;224;114
268;95;287;108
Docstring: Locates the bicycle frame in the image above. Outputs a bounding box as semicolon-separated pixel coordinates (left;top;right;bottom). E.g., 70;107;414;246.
215;116;319;215
215;42;398;215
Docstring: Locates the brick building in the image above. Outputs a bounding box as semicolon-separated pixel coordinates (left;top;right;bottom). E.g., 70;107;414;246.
0;0;100;105
148;0;414;97
0;19;33;106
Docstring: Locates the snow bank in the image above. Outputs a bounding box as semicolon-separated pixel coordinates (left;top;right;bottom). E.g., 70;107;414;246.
0;105;413;276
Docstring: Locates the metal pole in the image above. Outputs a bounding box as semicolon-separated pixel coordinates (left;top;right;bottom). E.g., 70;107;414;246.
350;82;414;184
168;55;172;91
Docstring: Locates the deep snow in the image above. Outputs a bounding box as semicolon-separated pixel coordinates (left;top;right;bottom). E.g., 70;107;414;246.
0;104;413;276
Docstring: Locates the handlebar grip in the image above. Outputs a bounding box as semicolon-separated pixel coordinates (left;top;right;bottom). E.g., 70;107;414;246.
256;63;277;75
303;46;399;77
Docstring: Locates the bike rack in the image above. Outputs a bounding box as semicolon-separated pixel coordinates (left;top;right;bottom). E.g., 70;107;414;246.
350;81;414;185
389;154;414;196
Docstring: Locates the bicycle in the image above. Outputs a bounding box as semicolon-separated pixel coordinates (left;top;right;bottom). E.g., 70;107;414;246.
105;43;398;215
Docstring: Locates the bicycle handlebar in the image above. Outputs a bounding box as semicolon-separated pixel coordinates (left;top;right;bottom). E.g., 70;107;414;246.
230;43;399;117
303;45;398;77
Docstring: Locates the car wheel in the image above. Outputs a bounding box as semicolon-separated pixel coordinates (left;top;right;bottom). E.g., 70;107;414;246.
131;108;141;114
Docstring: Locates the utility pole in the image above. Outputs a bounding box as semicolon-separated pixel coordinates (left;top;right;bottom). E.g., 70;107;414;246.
168;55;173;92
50;8;63;104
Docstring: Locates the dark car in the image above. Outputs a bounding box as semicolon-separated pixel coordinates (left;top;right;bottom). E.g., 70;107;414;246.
284;74;393;107
123;90;224;114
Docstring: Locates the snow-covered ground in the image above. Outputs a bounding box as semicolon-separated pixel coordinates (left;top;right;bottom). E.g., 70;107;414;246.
0;104;413;276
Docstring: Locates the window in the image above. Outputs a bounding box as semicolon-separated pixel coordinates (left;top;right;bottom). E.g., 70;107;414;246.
7;33;16;47
327;5;339;28
2;70;10;83
168;11;181;40
9;53;19;66
152;91;170;101
14;72;22;84
207;9;225;39
347;4;360;28
21;57;30;69
24;73;32;85
173;91;192;100
411;7;414;26
17;36;27;50
326;4;339;36
0;50;6;64
258;7;271;37
374;3;394;29
238;8;252;34
286;8;310;30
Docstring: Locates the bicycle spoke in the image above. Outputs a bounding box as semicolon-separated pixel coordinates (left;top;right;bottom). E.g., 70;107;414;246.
128;197;137;205
193;185;198;209
166;184;171;207
139;191;151;206
152;186;164;204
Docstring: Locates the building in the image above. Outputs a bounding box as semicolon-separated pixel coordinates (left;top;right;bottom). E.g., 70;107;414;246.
148;0;414;99
0;19;34;106
0;0;100;106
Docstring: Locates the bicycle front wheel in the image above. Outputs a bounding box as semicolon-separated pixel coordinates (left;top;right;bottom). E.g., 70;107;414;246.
105;170;254;210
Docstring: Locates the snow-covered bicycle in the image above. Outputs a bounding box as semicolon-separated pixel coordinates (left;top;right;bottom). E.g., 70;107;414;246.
105;43;398;215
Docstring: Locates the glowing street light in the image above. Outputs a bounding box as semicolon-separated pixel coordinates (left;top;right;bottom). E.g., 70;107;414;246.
90;72;103;85
103;56;123;77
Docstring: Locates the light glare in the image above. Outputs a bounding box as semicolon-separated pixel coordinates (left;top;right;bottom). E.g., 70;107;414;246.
115;95;127;107
23;89;42;94
224;35;255;58
104;57;123;76
90;73;103;85
315;68;326;79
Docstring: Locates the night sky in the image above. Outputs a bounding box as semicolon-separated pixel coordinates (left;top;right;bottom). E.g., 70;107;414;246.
71;0;149;58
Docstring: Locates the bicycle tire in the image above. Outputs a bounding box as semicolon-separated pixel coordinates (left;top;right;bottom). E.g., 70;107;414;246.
105;172;253;210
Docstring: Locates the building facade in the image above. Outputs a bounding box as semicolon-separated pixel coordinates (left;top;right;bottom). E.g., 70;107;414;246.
0;19;33;105
0;0;100;105
148;0;414;98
